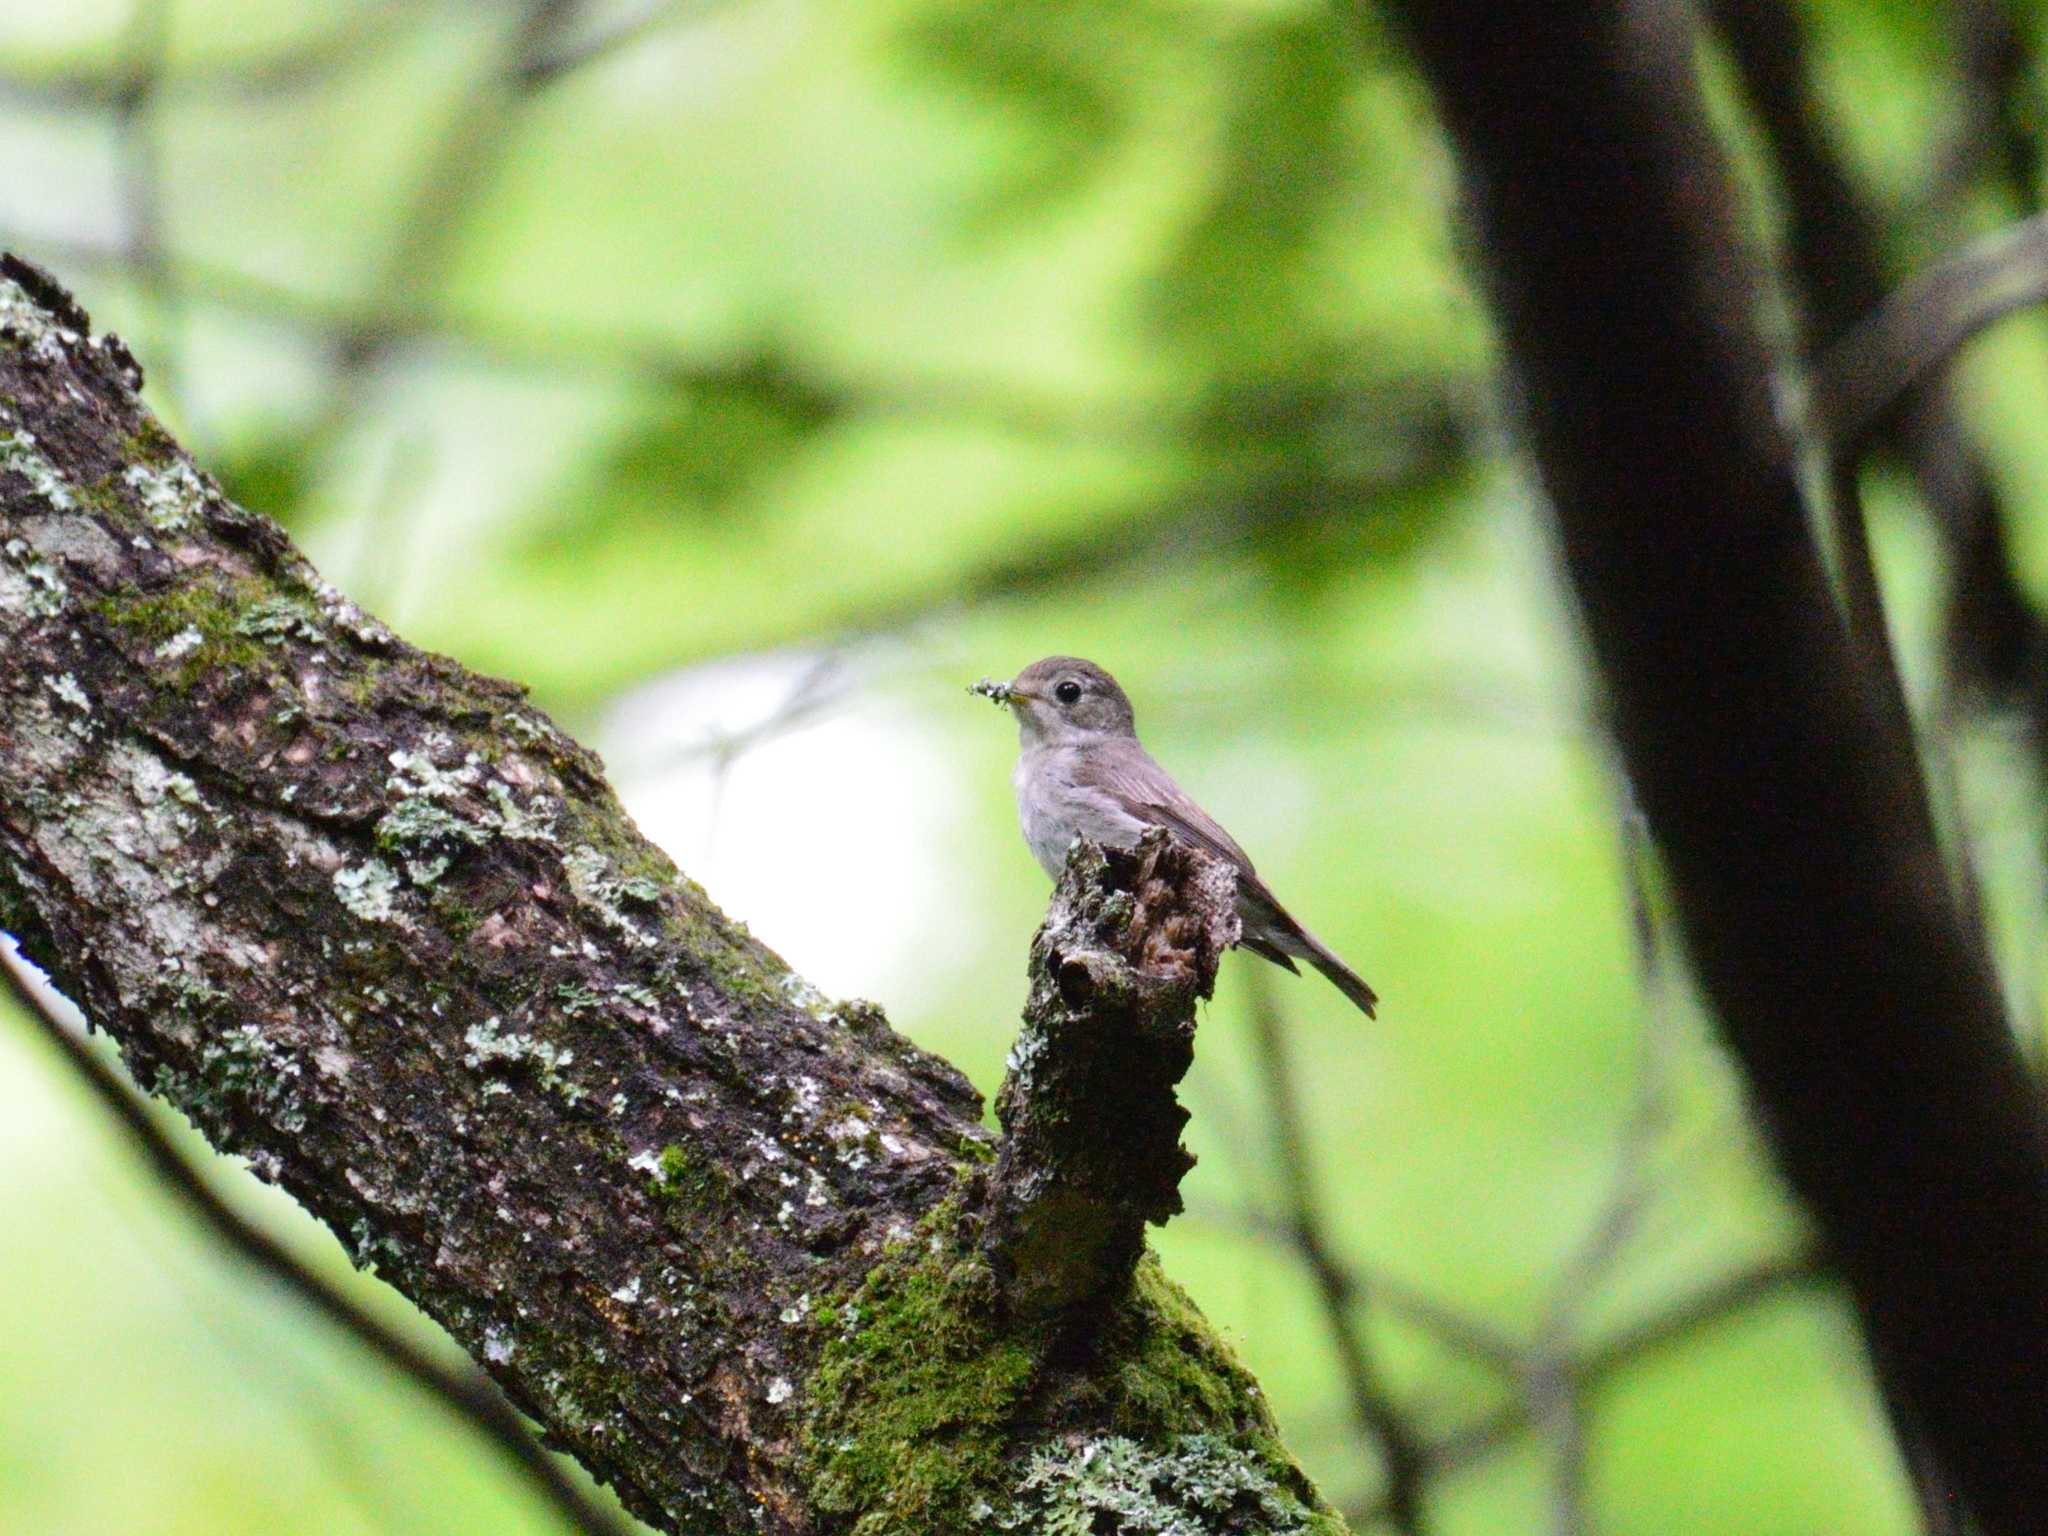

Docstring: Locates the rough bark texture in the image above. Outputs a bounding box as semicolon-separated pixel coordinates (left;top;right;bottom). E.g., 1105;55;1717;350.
983;831;1238;1321
0;255;1343;1536
1379;4;2048;1533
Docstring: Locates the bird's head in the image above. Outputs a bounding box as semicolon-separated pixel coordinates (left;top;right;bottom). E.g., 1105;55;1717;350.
980;656;1138;748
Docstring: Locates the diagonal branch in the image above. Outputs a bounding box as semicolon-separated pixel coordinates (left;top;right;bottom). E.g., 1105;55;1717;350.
0;252;1346;1535
1808;211;2048;453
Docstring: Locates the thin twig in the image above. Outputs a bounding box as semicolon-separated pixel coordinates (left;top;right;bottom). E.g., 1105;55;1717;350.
1203;1202;1525;1371
1347;1256;1821;1527
1244;968;1429;1534
1532;797;1676;1358
0;943;637;1536
1808;211;2048;452
1919;659;1999;996
1573;1255;1821;1381
1527;1367;1587;1536
1512;798;1680;1536
1816;461;1998;994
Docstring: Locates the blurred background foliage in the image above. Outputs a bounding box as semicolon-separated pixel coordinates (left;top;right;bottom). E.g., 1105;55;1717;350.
3;0;2047;1530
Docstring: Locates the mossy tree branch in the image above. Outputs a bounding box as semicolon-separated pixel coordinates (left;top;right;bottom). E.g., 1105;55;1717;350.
0;254;1344;1536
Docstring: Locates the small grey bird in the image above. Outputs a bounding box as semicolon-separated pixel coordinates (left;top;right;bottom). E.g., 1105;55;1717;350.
975;655;1377;1018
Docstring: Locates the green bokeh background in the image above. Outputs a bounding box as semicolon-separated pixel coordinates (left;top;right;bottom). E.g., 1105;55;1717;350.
5;0;2046;1529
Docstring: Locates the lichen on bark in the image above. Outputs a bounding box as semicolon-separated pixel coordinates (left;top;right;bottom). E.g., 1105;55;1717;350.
0;253;1345;1535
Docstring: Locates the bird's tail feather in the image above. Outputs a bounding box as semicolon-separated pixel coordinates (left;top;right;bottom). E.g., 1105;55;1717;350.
1238;882;1377;1018
1247;916;1377;1019
1303;938;1378;1018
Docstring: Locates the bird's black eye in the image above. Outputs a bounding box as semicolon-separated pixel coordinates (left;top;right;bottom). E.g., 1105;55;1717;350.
1054;679;1083;705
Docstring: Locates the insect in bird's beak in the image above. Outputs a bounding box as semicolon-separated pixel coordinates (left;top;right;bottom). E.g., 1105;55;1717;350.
970;677;1020;706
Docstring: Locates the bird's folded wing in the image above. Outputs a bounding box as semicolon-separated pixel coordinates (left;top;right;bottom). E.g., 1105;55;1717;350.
1071;743;1272;894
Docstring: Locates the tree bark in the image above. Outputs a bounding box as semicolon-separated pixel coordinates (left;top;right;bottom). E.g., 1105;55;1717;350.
982;831;1237;1321
1378;4;2048;1533
0;254;1343;1536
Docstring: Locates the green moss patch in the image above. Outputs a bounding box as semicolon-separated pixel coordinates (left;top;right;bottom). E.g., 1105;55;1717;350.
94;574;274;682
806;1206;1035;1533
802;1197;1344;1535
651;1142;733;1216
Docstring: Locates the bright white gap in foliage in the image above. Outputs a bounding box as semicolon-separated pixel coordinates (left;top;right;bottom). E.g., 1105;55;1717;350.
600;646;974;1007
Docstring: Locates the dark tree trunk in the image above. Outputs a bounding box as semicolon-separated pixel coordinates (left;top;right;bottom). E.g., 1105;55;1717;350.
1378;4;2048;1532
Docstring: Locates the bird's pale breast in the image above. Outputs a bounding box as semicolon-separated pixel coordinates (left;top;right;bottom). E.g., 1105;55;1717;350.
1014;745;1149;880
